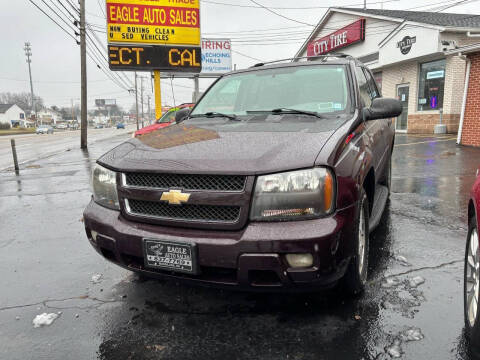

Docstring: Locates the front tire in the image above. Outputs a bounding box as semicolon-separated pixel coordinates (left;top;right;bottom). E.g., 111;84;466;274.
465;216;480;344
343;191;370;295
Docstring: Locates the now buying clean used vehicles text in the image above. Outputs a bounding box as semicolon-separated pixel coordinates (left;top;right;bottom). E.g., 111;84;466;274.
83;55;402;294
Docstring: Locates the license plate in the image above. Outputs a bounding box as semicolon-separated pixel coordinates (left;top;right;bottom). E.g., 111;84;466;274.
143;239;197;274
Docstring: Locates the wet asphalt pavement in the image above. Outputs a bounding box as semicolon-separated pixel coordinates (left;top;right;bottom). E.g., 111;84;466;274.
1;132;480;360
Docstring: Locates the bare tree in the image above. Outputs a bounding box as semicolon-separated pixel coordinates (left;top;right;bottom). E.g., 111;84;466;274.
0;92;44;112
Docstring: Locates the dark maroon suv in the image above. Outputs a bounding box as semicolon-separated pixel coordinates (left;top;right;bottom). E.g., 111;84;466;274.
84;55;402;294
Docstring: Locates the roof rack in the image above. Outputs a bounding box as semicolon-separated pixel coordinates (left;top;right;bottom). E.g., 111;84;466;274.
251;53;354;68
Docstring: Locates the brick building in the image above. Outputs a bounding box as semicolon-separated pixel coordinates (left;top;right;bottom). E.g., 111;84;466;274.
295;8;480;134
447;43;480;147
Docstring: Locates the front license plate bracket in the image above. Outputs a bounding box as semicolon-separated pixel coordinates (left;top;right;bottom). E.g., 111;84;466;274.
143;239;198;275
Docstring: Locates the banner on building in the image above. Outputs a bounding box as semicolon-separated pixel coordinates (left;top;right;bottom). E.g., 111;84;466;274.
307;19;366;57
201;39;232;74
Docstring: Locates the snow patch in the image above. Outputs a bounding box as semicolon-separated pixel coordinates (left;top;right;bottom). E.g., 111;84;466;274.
386;340;402;358
394;255;411;266
408;276;425;288
91;274;103;284
382;277;401;288
401;328;424;341
33;313;59;328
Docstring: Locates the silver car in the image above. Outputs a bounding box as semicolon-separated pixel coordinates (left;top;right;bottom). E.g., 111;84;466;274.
36;125;54;134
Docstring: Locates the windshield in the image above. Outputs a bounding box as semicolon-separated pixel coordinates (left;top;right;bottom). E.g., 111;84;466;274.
191;65;350;117
157;109;178;124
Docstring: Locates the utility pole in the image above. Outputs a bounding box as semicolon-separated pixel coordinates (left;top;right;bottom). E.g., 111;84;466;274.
135;72;139;130
24;42;36;124
364;0;367;9
80;0;88;149
140;76;145;128
194;75;200;103
71;99;75;125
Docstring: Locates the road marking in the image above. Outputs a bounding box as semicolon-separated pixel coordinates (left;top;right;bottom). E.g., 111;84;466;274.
394;137;457;147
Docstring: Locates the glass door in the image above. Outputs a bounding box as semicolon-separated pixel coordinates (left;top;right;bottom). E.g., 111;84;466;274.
396;85;409;132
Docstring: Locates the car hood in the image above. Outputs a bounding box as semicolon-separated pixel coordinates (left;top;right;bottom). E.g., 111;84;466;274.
98;120;338;175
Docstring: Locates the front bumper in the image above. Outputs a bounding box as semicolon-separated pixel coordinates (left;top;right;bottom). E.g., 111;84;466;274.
83;200;357;292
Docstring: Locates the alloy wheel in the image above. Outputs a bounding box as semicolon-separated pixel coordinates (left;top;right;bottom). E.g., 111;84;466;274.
466;227;480;328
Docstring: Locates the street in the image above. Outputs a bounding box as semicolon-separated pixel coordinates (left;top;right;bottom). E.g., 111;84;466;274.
1;131;479;360
0;125;136;171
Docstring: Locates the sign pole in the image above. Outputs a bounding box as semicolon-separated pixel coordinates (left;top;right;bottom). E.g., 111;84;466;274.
154;70;162;121
135;72;139;131
194;75;200;102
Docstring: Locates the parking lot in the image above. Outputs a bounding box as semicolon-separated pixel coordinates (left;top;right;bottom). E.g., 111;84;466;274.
1;132;480;360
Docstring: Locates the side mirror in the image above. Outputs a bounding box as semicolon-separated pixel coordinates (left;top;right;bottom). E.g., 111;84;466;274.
175;108;191;123
363;97;402;121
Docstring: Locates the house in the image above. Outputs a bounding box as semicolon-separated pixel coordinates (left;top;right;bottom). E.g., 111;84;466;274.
37;108;63;125
295;8;480;134
446;42;480;147
0;104;30;128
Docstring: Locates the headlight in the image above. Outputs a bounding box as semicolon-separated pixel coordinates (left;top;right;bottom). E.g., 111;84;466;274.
250;168;335;221
92;164;120;210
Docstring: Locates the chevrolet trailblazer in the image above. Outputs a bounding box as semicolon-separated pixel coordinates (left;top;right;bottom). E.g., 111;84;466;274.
84;54;402;294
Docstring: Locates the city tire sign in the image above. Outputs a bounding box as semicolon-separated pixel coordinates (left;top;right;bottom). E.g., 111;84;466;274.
307;19;365;57
397;36;417;55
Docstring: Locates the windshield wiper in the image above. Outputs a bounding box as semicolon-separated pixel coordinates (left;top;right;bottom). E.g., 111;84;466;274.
247;108;324;119
189;112;239;121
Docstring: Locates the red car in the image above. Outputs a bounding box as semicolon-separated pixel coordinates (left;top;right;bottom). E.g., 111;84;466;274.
466;168;480;345
133;103;194;137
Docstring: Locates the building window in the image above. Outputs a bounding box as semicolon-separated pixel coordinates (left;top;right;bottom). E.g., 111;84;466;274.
417;59;446;111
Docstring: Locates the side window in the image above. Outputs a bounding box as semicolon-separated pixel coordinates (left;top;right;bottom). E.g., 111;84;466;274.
355;66;372;107
364;69;380;99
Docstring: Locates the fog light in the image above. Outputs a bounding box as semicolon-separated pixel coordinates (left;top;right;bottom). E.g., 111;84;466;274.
91;230;98;242
285;253;314;268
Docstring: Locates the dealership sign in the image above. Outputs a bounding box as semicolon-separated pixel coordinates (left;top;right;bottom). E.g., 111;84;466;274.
108;44;201;72
106;0;200;45
106;0;201;73
201;39;232;74
307;19;366;57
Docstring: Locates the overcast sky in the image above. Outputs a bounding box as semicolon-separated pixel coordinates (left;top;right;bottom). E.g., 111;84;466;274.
0;0;479;112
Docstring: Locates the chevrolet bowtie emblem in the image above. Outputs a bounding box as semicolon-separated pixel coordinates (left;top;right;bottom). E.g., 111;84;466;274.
160;190;191;205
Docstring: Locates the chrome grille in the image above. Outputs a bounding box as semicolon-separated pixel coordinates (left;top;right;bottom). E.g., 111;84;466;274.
124;173;246;192
126;199;241;223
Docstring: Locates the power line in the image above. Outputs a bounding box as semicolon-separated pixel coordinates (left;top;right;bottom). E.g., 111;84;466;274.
39;0;77;33
84;27;134;89
231;49;264;62
63;0;79;14
0;77;115;84
247;0;315;26
56;0;79;21
202;0;400;9
97;0;106;17
27;0;78;42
